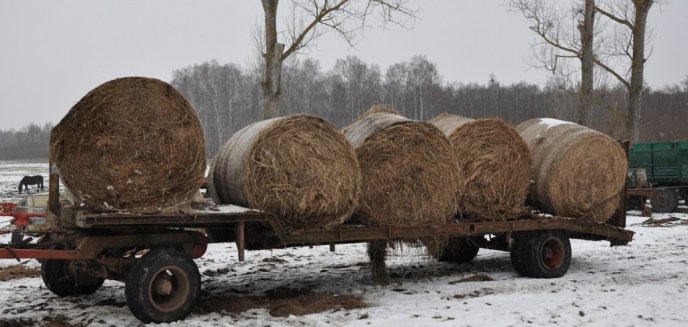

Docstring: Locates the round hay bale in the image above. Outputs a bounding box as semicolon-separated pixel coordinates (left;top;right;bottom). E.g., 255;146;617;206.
208;115;361;230
429;113;531;221
343;107;461;226
50;77;207;212
515;118;627;222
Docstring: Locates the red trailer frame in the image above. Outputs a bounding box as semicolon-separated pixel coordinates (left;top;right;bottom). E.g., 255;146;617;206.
0;166;634;324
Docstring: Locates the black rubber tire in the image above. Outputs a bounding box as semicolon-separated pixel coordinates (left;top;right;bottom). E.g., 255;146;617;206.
678;190;688;204
510;230;571;278
41;259;105;297
651;188;678;213
125;248;201;324
509;233;531;277
10;230;23;244
626;196;643;211
438;237;479;263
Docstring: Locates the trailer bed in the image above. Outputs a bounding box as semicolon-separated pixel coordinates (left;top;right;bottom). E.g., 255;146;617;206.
67;205;633;247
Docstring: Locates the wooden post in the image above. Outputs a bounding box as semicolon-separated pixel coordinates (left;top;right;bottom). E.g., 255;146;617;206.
48;161;59;216
329;243;335;252
236;221;245;262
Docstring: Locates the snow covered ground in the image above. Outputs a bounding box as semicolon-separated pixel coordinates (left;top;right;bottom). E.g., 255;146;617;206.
1;160;688;327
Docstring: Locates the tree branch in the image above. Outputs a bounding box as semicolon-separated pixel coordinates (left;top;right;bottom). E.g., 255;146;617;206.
594;5;634;30
282;0;351;60
530;26;580;57
594;58;630;89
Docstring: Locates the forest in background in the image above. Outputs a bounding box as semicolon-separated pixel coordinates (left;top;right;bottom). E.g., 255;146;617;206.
0;123;52;160
172;56;688;157
1;55;686;159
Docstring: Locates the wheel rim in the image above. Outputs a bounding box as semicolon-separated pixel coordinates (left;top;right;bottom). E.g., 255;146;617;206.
148;265;190;313
540;237;565;271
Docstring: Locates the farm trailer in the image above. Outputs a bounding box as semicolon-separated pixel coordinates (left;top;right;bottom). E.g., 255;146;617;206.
627;141;688;212
0;169;634;324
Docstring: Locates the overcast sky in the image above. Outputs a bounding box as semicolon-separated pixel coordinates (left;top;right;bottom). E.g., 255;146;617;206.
1;0;686;130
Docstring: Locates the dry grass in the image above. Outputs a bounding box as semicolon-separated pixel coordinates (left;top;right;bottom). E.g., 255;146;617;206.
449;274;495;284
343;107;461;227
195;286;367;317
0;264;40;282
50;77;206;213
40;315;85;327
209;115;361;230
430;113;531;221
516;118;627;222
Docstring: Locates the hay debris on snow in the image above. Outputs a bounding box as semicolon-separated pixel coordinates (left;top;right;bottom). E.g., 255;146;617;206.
429;113;531;221
516;118;627;222
50;77;206;212
209;115;361;230
343;107;462;226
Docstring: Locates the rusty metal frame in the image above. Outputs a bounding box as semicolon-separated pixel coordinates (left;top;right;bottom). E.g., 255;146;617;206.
279;217;633;247
0;231;208;261
73;211;270;228
1;216;633;261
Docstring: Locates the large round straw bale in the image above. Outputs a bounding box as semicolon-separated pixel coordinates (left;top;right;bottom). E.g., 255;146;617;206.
343;107;461;226
429;113;531;221
208;115;361;230
50;77;206;212
515;118;627;222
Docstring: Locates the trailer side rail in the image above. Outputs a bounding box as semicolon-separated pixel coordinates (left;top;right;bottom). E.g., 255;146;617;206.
282;217;634;246
70;210;633;247
74;210;271;228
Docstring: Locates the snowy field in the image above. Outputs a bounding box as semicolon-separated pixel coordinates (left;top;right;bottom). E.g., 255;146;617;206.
1;160;688;327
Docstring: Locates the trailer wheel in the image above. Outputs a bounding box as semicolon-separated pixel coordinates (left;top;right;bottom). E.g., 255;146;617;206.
437;237;479;263
510;230;571;278
125;248;200;324
41;259;104;296
626;196;643;211
10;230;23;244
651;188;678;213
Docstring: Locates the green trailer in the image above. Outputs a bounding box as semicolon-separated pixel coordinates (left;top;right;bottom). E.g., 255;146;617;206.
628;141;688;212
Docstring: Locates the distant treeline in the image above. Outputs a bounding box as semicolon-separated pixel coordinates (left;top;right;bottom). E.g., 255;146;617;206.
171;56;688;157
0;123;52;160
1;55;686;160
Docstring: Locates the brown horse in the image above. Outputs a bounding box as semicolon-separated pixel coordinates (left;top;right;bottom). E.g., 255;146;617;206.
18;175;44;194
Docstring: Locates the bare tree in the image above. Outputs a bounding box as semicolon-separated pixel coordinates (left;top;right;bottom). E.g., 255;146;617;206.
511;0;597;125
259;0;417;118
594;0;654;142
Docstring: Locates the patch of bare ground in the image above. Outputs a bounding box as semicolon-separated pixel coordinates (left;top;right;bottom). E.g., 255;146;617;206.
41;315;86;327
0;318;36;327
0;263;40;282
448;274;494;284
195;286;367;317
0;315;84;327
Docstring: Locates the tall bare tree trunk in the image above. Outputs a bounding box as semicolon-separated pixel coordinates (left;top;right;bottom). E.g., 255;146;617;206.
261;0;284;119
578;0;595;125
628;0;653;142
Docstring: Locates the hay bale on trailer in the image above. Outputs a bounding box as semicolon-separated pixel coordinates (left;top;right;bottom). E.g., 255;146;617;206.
50;77;206;212
429;113;531;221
208;115;361;230
515;118;627;222
343;106;462;226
